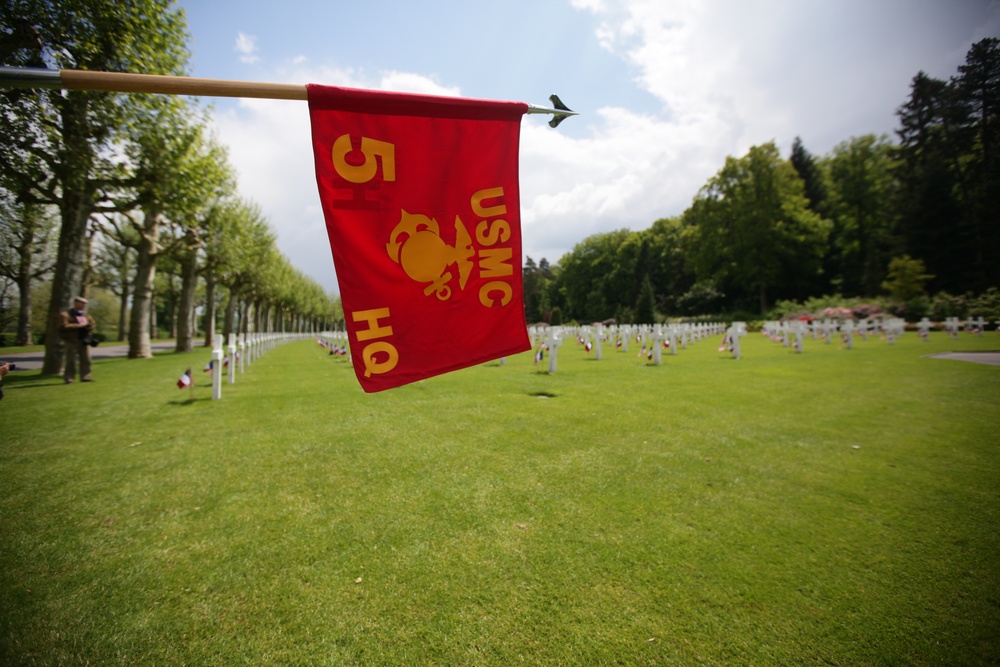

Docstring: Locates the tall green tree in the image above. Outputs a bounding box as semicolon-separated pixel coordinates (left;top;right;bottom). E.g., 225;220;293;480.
882;254;934;303
214;198;275;340
118;97;209;358
789;137;828;215
952;38;1000;290
634;274;656;324
0;192;56;345
686;142;830;313
894;39;1000;293
821;134;899;296
0;0;190;373
90;221;138;341
172;136;234;353
645;216;693;314
553;229;636;322
893;71;959;291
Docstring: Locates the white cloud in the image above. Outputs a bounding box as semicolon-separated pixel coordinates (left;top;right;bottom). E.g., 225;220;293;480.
234;32;259;65
207;1;992;292
378;71;460;97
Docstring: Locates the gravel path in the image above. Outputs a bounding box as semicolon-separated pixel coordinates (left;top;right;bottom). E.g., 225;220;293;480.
1;340;205;371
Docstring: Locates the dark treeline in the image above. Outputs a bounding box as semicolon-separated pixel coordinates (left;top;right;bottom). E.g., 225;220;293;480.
526;38;999;324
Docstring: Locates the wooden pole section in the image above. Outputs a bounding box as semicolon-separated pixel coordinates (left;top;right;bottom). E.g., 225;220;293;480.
60;69;307;100
0;66;577;119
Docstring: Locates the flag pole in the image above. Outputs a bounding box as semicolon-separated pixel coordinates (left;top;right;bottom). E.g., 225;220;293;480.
0;66;578;123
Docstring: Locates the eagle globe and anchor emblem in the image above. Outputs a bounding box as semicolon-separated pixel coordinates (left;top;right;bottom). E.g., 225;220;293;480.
386;210;475;300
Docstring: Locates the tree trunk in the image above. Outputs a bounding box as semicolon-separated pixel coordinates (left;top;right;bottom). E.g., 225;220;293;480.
176;247;198;353
128;208;161;359
252;299;263;333
169;298;177;339
149;290;158;341
117;281;129;342
241;298;253;335
203;272;216;347
42;99;96;373
15;262;32;346
42;205;92;373
758;283;769;315
222;284;241;342
113;245;131;342
259;302;271;334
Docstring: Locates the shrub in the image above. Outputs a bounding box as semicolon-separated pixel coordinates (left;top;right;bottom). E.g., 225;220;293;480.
970;287;1000;324
929;292;968;320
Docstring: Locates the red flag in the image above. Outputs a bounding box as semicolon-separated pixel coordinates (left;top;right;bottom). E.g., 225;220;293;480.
308;85;531;392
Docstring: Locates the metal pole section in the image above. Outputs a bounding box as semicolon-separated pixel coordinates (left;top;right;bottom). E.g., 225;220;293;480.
0;66;62;88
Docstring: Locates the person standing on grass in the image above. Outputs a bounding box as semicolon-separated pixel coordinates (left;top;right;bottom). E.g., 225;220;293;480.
59;296;97;384
0;361;9;400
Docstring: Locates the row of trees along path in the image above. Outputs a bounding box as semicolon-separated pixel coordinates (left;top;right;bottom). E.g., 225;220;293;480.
0;0;340;373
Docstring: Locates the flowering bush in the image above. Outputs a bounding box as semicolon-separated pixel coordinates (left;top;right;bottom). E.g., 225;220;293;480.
929;292;968;320
821;307;854;320
769;296;887;321
850;304;882;319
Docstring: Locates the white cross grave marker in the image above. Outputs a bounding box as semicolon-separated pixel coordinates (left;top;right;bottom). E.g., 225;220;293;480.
792;321;806;353
884;318;905;345
212;333;224;400
728;322;747;359
944;317;961;338
841;319;855;350
917;317;933;341
227;333;237;384
238;333;246;374
546;327;562;373
650;326;664;365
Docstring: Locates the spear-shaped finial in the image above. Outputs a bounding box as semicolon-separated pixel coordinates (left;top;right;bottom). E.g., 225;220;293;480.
525;93;578;128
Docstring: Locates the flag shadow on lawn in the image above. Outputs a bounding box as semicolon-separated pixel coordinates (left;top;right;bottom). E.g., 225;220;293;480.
167;396;207;406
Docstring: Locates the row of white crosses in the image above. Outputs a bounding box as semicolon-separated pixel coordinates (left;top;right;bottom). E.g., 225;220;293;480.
968;316;987;334
762;320;810;352
760;316;950;353
527;322;727;372
915;316;991;340
208;331;311;400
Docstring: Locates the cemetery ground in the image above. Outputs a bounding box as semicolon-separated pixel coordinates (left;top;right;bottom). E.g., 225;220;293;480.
1;332;998;666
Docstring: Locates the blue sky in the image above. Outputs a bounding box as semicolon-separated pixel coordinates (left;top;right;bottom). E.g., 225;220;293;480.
177;0;999;293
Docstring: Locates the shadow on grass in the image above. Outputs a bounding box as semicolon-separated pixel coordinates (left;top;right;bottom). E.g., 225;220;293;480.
2;375;67;391
167;396;209;406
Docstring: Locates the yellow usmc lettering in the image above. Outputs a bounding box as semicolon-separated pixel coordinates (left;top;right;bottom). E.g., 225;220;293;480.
471;188;515;309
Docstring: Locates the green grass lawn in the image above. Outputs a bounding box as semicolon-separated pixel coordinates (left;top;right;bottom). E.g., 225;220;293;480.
2;331;998;665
